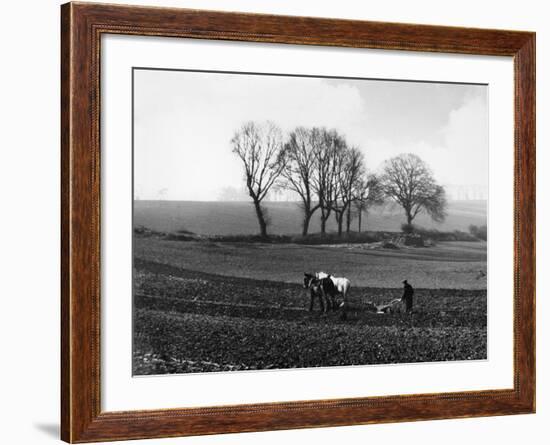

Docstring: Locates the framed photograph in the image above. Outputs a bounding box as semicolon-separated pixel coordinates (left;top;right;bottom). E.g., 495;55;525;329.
61;2;535;442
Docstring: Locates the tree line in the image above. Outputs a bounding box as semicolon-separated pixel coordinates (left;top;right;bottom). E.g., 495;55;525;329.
231;121;447;238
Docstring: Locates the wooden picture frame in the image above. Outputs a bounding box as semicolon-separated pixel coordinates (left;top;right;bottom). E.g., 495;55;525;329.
61;2;535;442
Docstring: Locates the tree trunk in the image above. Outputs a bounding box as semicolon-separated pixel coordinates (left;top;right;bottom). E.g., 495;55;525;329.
405;206;413;226
336;212;344;236
345;205;352;233
252;199;268;238
320;207;330;234
302;211;312;237
358;210;362;233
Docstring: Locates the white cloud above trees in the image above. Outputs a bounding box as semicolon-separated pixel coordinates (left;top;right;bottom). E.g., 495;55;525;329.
134;69;487;201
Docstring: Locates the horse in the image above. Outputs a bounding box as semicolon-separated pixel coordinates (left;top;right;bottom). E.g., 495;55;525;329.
303;273;330;312
316;272;351;310
303;272;351;319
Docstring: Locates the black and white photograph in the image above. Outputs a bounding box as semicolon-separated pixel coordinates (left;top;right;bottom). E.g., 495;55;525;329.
1;0;545;442
132;68;488;376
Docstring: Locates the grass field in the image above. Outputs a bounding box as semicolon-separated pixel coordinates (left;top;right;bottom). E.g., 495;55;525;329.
133;236;487;375
134;199;487;235
134;238;487;289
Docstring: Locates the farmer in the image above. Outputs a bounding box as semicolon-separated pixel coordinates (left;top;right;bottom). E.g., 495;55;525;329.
401;280;414;313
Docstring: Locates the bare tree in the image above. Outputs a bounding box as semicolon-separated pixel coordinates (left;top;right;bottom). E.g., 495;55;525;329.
280;127;320;236
312;129;347;235
231;121;286;238
380;153;447;227
340;147;366;234
328;144;365;236
353;174;384;232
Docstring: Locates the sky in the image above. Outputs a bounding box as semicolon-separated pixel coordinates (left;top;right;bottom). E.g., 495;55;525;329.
134;69;488;201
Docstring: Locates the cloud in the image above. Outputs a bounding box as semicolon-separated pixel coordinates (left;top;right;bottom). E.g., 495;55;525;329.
134;71;366;200
357;91;488;187
438;92;488;185
134;70;488;201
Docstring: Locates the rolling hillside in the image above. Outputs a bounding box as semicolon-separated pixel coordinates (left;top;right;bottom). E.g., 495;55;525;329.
134;200;486;236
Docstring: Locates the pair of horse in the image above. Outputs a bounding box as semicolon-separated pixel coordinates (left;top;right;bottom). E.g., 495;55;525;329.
303;272;351;319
